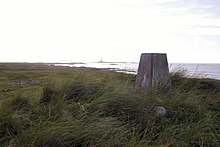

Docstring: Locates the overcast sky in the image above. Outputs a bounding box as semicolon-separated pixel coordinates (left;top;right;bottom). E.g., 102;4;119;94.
0;0;220;63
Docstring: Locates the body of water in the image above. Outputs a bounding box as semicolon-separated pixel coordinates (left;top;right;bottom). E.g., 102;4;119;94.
54;62;220;80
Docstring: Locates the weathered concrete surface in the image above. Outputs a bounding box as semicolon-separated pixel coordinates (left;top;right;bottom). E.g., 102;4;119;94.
135;53;171;91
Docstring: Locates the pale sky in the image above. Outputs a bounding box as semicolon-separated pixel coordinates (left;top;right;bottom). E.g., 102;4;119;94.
0;0;220;63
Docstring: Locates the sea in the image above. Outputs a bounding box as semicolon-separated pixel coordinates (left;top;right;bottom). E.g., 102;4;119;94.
54;62;220;80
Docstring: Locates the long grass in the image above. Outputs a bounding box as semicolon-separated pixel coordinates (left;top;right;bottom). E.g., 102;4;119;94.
0;63;220;146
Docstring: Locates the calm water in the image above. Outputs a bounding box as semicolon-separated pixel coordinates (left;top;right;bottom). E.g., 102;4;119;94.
54;62;220;80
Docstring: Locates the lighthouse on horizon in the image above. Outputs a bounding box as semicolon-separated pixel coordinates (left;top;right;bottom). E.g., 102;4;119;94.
99;57;103;63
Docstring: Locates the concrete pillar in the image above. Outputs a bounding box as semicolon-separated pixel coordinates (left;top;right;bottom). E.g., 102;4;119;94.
135;53;171;91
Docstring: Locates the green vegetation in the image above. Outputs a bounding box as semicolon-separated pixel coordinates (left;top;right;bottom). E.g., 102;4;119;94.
0;63;220;146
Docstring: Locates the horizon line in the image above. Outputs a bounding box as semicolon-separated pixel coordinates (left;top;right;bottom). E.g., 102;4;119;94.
1;61;220;64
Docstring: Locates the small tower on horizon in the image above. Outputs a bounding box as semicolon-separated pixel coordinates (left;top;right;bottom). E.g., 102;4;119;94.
99;57;103;63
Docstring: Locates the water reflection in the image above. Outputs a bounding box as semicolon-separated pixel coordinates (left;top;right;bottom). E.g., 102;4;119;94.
54;62;220;80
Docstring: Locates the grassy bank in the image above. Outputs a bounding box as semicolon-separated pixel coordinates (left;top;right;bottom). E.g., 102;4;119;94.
0;63;220;146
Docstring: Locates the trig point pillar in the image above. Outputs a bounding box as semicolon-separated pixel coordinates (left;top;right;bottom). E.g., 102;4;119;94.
135;53;171;91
